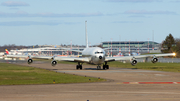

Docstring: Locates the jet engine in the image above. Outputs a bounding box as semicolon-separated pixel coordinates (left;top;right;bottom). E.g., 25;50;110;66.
51;60;57;66
131;59;137;66
151;58;158;63
27;59;33;64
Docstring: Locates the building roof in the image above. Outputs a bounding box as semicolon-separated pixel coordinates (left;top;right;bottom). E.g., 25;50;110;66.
102;41;159;44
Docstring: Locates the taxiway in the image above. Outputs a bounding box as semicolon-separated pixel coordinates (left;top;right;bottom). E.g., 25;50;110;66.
1;62;180;101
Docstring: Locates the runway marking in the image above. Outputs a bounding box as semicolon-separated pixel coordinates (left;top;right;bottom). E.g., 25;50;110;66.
57;70;161;73
61;91;180;95
117;82;180;84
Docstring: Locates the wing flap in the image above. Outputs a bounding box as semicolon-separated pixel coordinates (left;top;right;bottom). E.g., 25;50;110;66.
6;55;29;58
6;55;53;60
54;57;89;62
6;55;89;63
105;53;175;62
105;56;132;62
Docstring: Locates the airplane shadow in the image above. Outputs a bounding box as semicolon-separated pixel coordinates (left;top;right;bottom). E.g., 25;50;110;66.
84;68;107;70
51;69;59;70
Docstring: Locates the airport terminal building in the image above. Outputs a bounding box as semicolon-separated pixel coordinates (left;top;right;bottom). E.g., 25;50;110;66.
102;41;161;55
1;41;161;57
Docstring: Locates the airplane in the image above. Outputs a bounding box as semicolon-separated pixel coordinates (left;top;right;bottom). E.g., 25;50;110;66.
4;49;22;55
5;49;9;55
113;53;124;57
4;21;176;70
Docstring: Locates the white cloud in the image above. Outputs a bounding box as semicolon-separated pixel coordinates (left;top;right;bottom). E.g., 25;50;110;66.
107;0;162;2
170;0;180;2
128;15;148;17
0;21;79;26
1;1;29;7
35;12;104;17
124;10;176;15
0;11;103;17
112;21;143;23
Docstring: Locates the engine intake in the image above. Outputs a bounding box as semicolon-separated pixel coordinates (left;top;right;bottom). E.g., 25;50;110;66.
27;59;33;64
131;59;137;66
51;60;57;66
151;58;158;63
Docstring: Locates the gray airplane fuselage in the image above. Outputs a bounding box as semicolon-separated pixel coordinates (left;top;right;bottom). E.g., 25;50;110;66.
82;47;105;65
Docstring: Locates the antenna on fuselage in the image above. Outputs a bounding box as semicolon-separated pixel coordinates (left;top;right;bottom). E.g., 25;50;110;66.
85;20;89;48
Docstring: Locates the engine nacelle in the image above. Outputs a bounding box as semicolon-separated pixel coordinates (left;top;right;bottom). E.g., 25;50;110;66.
27;59;33;64
131;59;137;66
51;60;57;66
151;58;158;63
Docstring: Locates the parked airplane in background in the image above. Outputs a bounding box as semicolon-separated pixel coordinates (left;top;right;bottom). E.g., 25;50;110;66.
5;49;22;55
5;49;9;55
113;53;124;57
4;21;176;70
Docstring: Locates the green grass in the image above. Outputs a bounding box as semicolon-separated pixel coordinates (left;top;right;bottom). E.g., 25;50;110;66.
108;61;180;72
0;63;105;85
45;60;180;72
58;60;180;73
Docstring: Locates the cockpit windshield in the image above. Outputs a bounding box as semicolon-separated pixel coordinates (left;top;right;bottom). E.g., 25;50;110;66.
95;51;104;54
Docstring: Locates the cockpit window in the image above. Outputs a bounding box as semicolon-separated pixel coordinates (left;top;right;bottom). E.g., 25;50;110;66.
95;51;104;54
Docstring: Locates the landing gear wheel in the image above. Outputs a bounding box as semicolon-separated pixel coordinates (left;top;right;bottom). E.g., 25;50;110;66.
97;66;101;70
103;66;106;70
103;65;109;70
106;65;109;69
76;65;79;69
79;65;82;70
76;63;82;70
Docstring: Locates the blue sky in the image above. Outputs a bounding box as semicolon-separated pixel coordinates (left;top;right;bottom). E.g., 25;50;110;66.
0;0;180;46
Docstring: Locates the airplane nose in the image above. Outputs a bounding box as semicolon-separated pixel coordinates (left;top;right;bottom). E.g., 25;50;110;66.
99;56;102;59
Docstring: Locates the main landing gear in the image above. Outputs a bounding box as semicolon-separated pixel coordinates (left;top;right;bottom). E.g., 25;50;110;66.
76;62;82;70
76;62;109;70
102;62;109;70
103;65;109;70
97;65;109;70
97;62;109;70
97;65;101;70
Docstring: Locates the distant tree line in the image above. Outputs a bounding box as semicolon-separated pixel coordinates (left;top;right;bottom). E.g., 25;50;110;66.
162;33;180;57
0;44;27;52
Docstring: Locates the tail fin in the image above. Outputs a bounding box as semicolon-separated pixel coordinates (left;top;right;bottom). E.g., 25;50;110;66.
5;49;9;54
85;21;89;48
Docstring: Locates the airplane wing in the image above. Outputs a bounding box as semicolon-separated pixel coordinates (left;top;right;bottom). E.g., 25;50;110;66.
5;55;90;63
5;55;31;58
54;57;89;62
105;53;175;62
32;56;90;63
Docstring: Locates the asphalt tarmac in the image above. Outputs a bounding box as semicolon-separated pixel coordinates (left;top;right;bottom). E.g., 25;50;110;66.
1;61;180;101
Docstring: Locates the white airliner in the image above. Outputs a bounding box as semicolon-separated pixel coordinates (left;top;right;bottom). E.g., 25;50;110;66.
5;21;176;70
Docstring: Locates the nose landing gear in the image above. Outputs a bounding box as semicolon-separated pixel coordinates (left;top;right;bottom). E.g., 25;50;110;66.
97;65;101;70
97;62;109;70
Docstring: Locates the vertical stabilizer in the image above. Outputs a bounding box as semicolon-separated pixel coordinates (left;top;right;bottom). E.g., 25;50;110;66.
85;21;89;48
5;49;9;54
